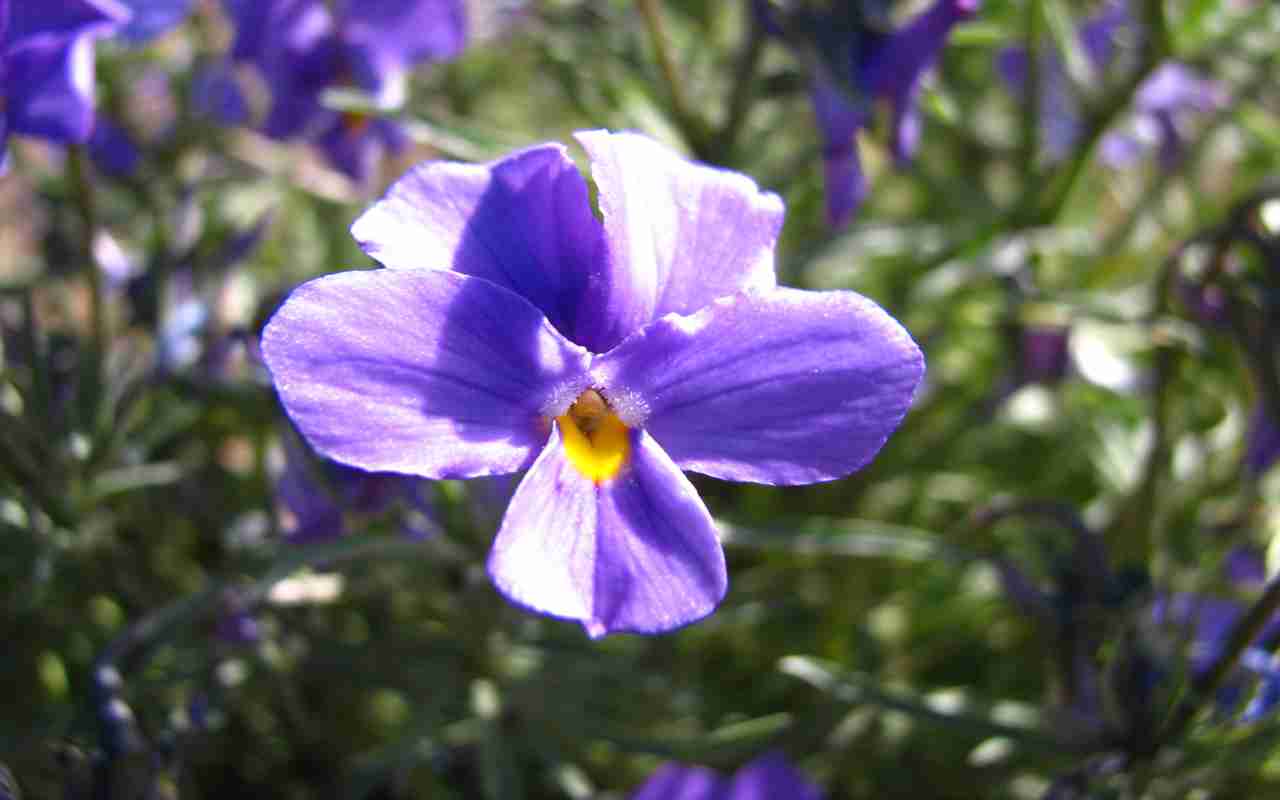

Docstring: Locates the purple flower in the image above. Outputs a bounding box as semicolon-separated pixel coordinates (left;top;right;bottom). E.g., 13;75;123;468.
1017;323;1072;385
260;130;924;636
1;0;130;167
222;0;466;180
1152;593;1280;721
1245;403;1280;477
759;0;978;226
87;117;140;176
276;433;436;544
997;2;1225;169
191;61;250;126
630;752;822;800
113;0;192;43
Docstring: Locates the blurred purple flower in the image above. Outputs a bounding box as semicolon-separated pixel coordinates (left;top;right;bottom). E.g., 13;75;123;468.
1153;545;1280;722
1245;403;1280;477
1152;591;1280;721
630;752;822;800
1225;545;1267;586
1177;273;1230;327
277;432;437;544
1017;323;1072;385
191;61;250;126
222;0;467;180
113;0;193;43
87;117;140;176
261;130;924;636
215;606;262;644
0;0;130;168
997;2;1225;169
758;0;978;226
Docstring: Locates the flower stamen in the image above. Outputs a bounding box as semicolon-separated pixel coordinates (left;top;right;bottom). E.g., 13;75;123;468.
558;389;631;483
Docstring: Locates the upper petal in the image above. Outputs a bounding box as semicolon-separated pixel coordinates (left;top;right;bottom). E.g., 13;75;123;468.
350;143;609;350
338;0;467;69
261;268;592;479
592;287;924;485
487;426;726;637
576;129;782;352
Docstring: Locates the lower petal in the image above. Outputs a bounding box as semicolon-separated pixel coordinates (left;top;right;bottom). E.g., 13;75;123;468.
487;427;726;637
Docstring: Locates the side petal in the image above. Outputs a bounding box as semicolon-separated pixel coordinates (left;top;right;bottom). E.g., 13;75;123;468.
261;269;592;479
6;35;97;144
488;427;726;637
592;287;924;485
576;129;782;352
629;764;728;800
350;143;608;350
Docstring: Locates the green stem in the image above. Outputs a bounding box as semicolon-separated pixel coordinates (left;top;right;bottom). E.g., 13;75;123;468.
68;147;106;369
716;13;764;162
635;0;708;157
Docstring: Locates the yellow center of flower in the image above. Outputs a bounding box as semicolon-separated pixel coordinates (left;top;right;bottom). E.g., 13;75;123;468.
557;389;631;483
341;111;372;135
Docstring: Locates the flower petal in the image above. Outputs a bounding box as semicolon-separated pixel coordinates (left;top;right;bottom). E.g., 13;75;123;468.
488;427;726;637
114;0;194;42
8;0;128;43
261;268;592;479
575;129;782;351
6;35;98;143
810;78;868;227
862;0;976;108
350;143;609;350
340;0;467;70
629;764;728;800
592;287;924;485
728;753;822;800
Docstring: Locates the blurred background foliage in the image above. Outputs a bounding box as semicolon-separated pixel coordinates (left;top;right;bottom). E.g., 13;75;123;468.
2;0;1280;797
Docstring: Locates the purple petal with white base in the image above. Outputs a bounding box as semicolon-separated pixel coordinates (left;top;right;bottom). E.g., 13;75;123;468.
261;268;592;479
351;143;607;347
576;129;783;352
488;427;726;637
592;287;924;485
